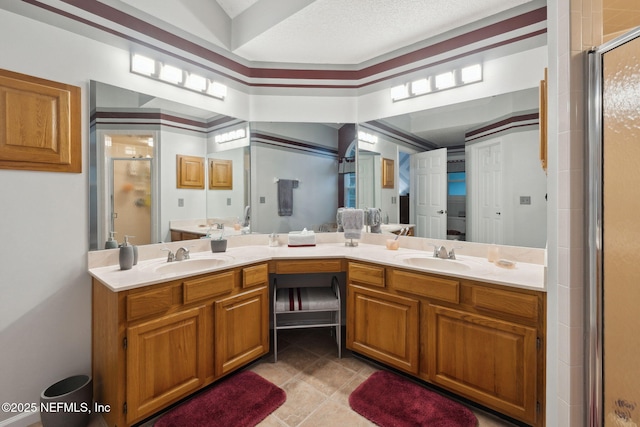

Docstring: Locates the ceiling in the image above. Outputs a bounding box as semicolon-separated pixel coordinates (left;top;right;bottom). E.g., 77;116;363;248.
120;0;536;65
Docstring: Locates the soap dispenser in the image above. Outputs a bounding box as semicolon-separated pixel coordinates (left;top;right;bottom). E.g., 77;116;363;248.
105;231;118;249
119;235;134;270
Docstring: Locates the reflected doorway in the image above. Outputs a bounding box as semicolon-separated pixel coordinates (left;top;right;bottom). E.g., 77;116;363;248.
100;132;158;248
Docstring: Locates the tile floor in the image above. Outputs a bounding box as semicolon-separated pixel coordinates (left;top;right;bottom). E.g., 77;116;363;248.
30;328;521;427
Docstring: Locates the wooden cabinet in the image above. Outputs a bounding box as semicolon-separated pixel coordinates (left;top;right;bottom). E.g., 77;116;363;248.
347;283;419;374
428;305;538;424
215;285;269;376
126;306;206;421
347;263;546;427
92;263;269;427
170;229;205;241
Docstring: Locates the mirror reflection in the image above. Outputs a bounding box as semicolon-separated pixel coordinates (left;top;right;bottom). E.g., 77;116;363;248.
89;81;249;250
358;87;547;248
249;122;356;234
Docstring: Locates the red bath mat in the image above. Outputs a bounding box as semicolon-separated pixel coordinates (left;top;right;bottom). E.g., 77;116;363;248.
154;371;286;427
349;370;477;427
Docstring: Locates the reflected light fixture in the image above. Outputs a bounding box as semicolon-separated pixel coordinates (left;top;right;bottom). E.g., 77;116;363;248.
392;63;483;102
358;131;378;144
215;127;246;143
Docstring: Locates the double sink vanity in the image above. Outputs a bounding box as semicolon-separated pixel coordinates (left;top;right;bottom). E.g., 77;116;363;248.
89;233;546;427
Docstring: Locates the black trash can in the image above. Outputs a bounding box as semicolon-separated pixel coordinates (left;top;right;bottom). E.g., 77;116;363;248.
40;375;92;427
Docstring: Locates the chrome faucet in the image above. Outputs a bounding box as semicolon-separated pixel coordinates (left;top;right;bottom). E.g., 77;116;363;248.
175;247;190;261
430;244;460;260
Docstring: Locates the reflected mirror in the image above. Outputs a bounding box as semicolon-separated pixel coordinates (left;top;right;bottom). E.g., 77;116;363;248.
89;81;248;250
358;87;547;248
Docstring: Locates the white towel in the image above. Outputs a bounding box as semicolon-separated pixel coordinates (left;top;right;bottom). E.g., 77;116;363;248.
342;209;364;240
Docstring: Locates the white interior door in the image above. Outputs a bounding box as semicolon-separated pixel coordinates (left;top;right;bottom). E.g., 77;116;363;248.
476;141;503;244
410;148;447;238
357;152;379;209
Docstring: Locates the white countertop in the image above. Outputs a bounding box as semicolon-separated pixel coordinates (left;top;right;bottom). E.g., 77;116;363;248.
88;235;545;293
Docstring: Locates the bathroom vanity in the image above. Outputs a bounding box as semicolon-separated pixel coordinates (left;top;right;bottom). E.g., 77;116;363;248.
89;234;545;427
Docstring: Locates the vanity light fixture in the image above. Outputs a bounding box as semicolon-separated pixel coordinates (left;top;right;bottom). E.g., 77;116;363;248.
185;73;207;91
390;84;410;101
411;78;431;95
358;131;378;144
209;81;227;99
159;63;183;84
461;64;482;83
215;127;246;143
131;54;155;75
435;71;456;90
130;53;227;100
391;63;483;102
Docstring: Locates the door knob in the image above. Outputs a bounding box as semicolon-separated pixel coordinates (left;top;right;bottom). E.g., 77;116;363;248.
496;212;501;215
437;210;446;214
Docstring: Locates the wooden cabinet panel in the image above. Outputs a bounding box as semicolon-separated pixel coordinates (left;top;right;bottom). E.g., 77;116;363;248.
347;284;419;374
275;259;343;274
428;305;538;425
176;155;204;189
208;158;232;189
183;271;235;304
215;285;269;376
389;269;459;303
348;262;385;288
242;263;268;288
127;286;174;321
126;306;206;423
470;286;539;322
0;69;81;173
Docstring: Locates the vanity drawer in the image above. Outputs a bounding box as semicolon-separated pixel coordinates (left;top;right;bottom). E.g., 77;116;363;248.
127;286;175;321
348;262;385;288
243;263;268;288
183;271;235;304
471;286;539;321
389;269;459;304
275;259;343;274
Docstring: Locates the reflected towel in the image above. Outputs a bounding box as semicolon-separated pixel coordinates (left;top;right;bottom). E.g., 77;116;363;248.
336;208;345;232
342;209;364;240
278;179;297;216
369;208;382;233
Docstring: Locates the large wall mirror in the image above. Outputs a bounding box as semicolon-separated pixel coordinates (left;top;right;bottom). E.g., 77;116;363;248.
89;81;357;249
89;81;249;250
358;87;547;248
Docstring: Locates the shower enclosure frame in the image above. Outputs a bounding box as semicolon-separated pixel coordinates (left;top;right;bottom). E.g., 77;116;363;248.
586;26;640;427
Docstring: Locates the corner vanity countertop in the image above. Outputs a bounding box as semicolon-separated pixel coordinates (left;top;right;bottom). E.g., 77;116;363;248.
88;237;545;293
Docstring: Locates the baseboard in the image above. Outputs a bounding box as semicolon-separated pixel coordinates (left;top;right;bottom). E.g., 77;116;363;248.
0;411;40;427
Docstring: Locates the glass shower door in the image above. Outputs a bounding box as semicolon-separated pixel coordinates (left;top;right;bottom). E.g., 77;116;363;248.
111;158;152;245
588;28;640;427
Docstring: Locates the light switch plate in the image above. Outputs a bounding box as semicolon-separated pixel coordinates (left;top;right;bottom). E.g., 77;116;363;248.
520;196;531;205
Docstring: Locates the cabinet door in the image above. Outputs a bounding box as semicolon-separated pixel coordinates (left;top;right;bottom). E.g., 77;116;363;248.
428;305;538;425
347;284;419;374
215;285;269;376
126;306;206;423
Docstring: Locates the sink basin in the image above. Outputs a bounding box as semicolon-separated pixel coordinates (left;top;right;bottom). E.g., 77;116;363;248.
151;257;231;274
399;256;472;272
